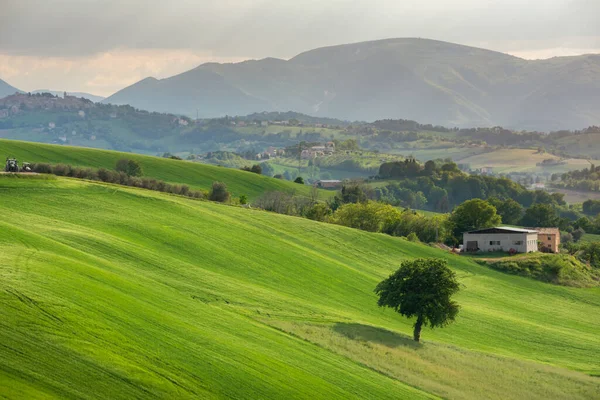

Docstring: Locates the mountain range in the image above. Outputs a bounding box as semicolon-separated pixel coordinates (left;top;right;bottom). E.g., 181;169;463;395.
104;38;600;131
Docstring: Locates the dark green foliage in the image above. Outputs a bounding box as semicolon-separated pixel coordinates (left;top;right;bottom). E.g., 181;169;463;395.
209;181;230;203
375;259;460;342
488;197;524;225
116;159;143;177
579;242;600;268
521;204;559;227
583;200;600;216
294;176;305;184
241;164;262;174
448;199;502;240
330;182;373;211
572;228;585;242
239;195;248;205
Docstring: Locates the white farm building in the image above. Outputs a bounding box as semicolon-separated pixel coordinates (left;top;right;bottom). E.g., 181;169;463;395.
463;227;538;253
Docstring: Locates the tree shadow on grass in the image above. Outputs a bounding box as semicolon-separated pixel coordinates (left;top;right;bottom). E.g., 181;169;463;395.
333;323;422;349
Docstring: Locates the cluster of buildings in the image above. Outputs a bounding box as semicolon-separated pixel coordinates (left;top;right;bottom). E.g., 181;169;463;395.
463;227;560;254
301;142;336;159
257;146;285;159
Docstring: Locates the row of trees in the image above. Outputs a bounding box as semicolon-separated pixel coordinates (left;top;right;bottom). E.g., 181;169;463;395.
30;159;236;205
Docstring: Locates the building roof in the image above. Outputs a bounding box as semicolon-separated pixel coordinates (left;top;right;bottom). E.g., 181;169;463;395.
317;180;342;183
531;227;560;235
465;226;538;234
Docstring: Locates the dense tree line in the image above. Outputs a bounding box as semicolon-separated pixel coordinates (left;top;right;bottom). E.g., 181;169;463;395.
552;164;600;193
375;159;566;212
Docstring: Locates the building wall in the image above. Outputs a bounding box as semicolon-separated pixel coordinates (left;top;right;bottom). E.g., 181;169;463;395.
463;232;538;253
539;233;560;253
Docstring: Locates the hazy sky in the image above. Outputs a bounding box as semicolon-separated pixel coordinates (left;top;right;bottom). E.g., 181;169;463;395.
1;0;599;96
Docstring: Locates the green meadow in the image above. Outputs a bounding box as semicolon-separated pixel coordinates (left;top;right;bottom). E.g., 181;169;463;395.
0;139;331;200
1;172;599;399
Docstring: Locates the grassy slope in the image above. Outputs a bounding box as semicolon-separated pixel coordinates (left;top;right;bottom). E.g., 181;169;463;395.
0;139;330;200
1;175;600;399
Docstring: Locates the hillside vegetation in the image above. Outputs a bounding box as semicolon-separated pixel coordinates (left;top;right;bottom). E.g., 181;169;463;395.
0;139;328;200
0;174;599;399
479;253;600;287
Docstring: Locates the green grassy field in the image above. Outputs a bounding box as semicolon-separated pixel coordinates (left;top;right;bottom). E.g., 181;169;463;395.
1;174;600;399
0;139;332;201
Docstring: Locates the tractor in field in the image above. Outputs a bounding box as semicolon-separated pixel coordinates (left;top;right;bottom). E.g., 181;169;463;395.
5;158;19;172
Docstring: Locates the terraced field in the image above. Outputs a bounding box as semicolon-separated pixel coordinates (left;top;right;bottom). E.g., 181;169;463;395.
0;139;330;200
1;173;599;399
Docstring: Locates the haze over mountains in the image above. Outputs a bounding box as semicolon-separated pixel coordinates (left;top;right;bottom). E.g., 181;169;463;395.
104;38;600;131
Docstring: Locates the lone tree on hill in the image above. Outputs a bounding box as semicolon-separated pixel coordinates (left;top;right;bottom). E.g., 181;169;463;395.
209;181;230;203
375;258;460;342
294;176;304;184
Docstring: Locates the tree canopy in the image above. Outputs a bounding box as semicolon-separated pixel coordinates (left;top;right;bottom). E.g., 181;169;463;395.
448;199;501;240
375;258;460;342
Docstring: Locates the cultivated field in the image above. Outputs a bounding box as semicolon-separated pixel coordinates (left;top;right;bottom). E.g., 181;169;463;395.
1;174;599;399
0;139;331;200
457;148;590;173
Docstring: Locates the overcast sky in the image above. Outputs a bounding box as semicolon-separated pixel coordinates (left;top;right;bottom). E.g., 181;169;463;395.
1;0;599;96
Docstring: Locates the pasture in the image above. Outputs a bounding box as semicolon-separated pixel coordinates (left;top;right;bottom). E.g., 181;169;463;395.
0;175;599;398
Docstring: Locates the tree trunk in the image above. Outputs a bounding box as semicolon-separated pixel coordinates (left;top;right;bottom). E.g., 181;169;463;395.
413;315;424;342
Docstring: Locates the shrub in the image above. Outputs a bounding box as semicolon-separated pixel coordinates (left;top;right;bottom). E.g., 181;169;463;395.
52;164;69;176
115;159;143;177
294;176;305;184
304;203;332;222
31;163;52;174
406;232;420;242
209;181;230;203
239;195;248;205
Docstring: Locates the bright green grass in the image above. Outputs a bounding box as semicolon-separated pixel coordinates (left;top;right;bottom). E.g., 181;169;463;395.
1;176;600;399
0;139;332;200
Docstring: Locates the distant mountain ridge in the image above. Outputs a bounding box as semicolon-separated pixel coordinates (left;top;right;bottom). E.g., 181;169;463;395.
0;78;21;98
104;38;600;130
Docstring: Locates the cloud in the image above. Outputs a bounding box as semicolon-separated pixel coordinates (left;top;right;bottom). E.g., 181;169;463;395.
1;0;599;59
0;49;246;96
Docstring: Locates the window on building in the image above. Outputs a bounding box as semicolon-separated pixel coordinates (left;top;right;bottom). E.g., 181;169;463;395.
548;236;552;241
514;241;523;245
489;241;501;246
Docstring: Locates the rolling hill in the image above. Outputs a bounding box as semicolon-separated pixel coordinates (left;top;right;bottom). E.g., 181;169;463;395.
104;38;600;131
0;174;599;399
0;78;21;98
0;139;329;200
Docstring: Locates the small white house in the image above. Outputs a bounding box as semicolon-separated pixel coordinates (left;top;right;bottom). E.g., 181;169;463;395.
463;227;538;253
